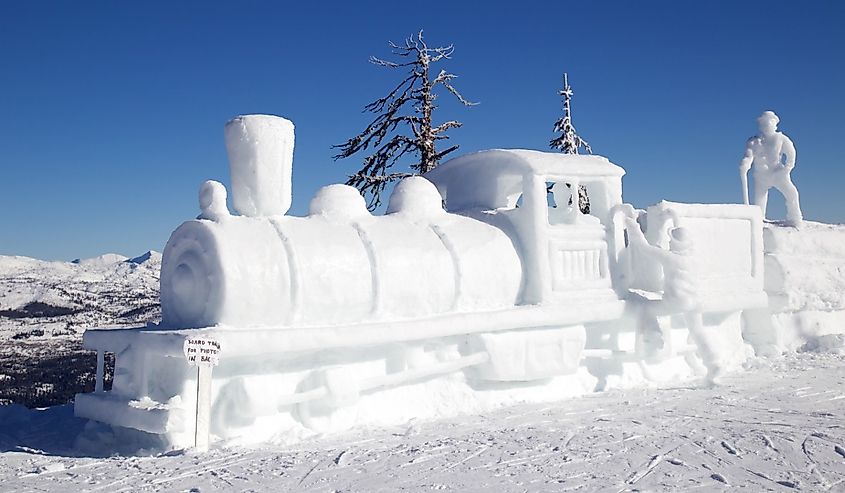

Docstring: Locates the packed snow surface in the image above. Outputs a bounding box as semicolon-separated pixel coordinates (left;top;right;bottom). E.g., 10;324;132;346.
765;221;845;313
1;351;843;491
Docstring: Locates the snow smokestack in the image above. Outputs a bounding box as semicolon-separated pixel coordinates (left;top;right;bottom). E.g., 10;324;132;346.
224;114;295;217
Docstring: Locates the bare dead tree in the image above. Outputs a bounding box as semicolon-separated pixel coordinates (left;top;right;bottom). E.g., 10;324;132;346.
333;30;476;210
550;73;591;214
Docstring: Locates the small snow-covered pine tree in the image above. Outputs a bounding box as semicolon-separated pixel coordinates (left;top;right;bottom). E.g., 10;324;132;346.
550;73;591;214
334;31;476;210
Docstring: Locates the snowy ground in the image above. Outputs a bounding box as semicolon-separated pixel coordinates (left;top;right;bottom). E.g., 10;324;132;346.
2;351;843;492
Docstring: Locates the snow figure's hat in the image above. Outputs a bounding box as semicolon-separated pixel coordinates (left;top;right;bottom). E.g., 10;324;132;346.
757;110;779;125
224;114;295;217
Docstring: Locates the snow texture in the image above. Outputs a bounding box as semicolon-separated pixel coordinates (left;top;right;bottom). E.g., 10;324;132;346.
760;221;845;353
3;352;845;491
197;180;230;221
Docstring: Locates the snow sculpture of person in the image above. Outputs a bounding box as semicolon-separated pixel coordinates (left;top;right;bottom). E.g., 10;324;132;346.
740;111;803;227
624;216;722;384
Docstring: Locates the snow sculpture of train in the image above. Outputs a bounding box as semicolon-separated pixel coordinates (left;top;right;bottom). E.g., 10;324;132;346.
75;114;774;448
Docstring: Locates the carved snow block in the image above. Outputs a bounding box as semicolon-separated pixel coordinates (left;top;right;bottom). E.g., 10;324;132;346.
468;325;586;381
225;114;295;217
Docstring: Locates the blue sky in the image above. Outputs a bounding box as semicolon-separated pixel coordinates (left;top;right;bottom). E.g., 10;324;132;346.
1;1;843;260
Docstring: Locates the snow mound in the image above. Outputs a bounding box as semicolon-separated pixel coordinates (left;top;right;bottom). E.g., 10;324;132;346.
761;221;845;351
127;251;161;265
308;184;370;221
800;333;845;355
386;176;445;219
72;253;129;266
765;221;845;312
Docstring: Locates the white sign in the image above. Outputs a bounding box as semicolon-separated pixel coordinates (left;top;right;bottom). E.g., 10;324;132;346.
183;337;221;367
182;337;220;451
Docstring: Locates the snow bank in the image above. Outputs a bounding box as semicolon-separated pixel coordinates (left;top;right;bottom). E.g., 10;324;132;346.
72;253;129;266
764;221;845;312
762;221;845;350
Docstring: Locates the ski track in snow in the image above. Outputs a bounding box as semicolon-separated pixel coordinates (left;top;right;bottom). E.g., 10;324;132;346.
0;352;843;492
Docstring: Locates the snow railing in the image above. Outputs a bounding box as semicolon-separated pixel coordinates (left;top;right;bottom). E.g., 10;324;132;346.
83;300;627;360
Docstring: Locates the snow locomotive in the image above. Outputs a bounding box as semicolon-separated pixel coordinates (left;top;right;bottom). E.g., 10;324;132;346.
76;115;770;447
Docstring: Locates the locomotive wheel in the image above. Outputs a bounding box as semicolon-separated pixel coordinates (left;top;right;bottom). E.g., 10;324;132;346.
293;369;359;433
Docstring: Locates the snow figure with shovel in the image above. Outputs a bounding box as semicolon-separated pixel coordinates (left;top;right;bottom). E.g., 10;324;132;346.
740;111;803;227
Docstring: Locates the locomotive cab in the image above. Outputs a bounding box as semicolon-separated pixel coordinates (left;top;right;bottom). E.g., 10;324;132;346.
426;149;625;306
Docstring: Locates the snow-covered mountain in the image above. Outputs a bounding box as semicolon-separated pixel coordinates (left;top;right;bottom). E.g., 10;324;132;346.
0;252;161;407
0;252;161;341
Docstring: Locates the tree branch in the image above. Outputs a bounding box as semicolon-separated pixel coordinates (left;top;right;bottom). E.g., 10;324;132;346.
334;31;475;207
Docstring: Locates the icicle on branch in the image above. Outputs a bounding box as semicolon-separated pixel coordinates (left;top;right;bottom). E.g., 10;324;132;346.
549;73;592;214
550;73;592;155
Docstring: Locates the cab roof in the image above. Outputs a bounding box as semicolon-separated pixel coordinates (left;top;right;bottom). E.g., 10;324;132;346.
425;149;625;211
